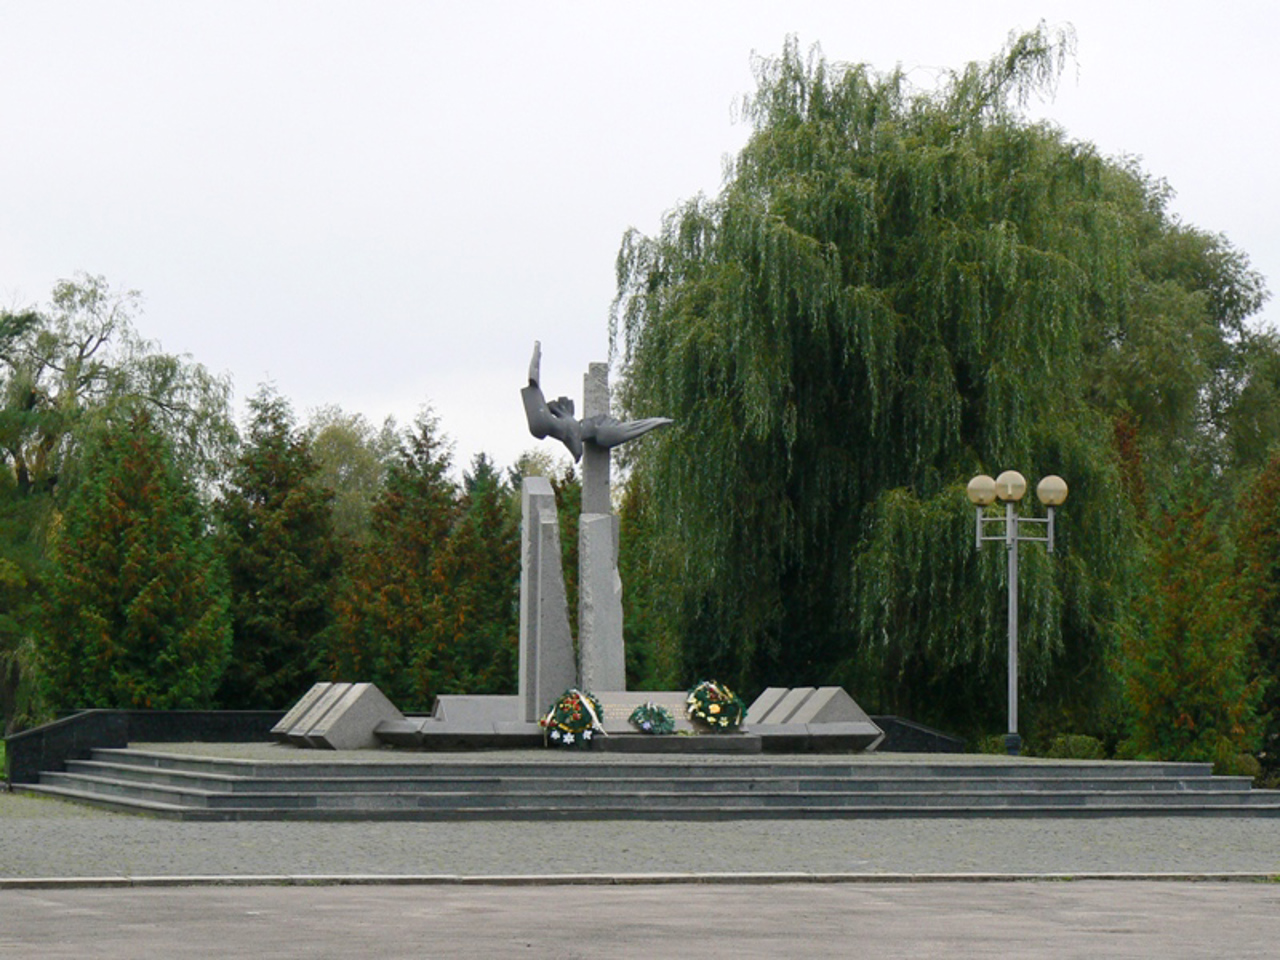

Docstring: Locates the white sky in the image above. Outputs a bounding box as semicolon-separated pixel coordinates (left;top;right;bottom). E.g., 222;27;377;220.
2;1;1276;475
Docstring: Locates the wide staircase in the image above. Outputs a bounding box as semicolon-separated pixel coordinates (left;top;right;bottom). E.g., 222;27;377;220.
21;747;1280;820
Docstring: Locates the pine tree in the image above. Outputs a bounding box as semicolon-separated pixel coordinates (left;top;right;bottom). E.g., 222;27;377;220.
216;387;341;709
41;411;231;710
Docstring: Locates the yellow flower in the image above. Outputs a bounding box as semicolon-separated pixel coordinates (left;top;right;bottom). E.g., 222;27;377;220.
709;704;721;714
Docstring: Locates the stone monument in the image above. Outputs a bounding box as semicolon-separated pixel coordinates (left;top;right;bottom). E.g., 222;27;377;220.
520;342;671;702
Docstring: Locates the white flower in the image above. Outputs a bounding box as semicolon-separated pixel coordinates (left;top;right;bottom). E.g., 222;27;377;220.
564;732;575;744
549;729;561;740
583;729;593;740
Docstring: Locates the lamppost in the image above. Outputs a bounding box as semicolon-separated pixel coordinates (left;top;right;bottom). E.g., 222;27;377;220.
966;470;1068;756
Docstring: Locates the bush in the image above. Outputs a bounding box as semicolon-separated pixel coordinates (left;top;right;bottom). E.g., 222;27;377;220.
1214;748;1262;780
1043;734;1107;760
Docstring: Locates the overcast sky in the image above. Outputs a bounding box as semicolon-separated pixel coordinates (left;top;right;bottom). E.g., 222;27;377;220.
2;1;1276;474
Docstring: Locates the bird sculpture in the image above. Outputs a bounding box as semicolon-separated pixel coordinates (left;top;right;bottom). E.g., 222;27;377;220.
521;341;671;461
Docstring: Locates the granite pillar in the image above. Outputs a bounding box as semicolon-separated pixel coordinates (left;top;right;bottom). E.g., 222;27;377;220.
518;476;576;722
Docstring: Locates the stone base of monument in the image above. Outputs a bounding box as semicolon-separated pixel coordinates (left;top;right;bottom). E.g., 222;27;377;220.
273;683;882;753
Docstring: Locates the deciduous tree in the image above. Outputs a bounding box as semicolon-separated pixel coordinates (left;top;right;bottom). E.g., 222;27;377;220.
610;28;1270;738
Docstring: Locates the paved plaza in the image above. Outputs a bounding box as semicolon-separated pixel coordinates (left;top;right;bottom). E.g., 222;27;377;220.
4;879;1280;959
3;746;1279;956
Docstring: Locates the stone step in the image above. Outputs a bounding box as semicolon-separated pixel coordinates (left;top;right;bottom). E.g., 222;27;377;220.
62;760;1251;797
90;748;1215;781
37;772;1276;812
20;780;1280;823
28;748;1278;821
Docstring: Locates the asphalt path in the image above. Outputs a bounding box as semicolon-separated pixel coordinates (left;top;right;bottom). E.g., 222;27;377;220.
4;880;1280;959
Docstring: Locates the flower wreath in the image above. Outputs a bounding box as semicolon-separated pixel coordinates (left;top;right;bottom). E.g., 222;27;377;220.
540;688;606;748
628;701;675;735
686;680;746;732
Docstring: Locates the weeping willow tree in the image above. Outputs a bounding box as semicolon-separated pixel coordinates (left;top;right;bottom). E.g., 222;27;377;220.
611;28;1266;740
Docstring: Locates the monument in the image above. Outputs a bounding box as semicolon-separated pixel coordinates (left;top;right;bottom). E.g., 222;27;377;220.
274;341;882;753
519;342;671;712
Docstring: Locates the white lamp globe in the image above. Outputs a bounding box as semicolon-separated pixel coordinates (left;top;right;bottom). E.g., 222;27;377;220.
967;475;997;506
994;470;1027;501
1037;475;1069;506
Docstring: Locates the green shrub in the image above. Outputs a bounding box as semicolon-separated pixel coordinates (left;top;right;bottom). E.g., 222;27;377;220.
1044;735;1107;760
976;734;1011;755
1214;748;1262;779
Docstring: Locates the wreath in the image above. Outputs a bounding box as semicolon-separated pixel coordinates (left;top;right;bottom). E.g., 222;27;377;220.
540;689;605;748
628;701;675;735
686;680;746;732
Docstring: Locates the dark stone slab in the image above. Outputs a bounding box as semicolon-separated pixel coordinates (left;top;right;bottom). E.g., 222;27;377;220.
124;710;284;744
4;710;127;785
871;716;965;753
4;710;286;785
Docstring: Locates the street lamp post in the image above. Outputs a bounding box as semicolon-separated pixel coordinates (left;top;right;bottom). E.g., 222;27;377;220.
966;470;1068;756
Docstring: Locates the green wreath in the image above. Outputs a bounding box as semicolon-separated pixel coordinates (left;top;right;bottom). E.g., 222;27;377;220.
686;680;746;732
540;688;605;747
628;701;675;735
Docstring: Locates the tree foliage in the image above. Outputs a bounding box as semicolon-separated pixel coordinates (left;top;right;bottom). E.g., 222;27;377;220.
417;454;519;696
0;276;235;730
41;411;231;710
0;274;235;499
610;28;1271;738
327;411;459;707
1120;501;1260;768
1238;454;1280;776
216;387;341;709
306;405;398;545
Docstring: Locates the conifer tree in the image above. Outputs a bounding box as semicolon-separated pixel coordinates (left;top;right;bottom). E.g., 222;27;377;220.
216;387;341;709
1239;454;1280;777
1120;501;1260;769
418;454;519;695
327;410;458;707
41;411;230;710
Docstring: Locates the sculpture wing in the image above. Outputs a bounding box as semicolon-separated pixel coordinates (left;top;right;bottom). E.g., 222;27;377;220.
583;415;673;449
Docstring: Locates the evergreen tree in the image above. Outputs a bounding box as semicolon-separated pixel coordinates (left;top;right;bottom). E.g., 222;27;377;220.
1120;501;1260;770
418;454;519;695
0;277;235;730
216;387;341;709
41;411;231;710
1239;454;1280;778
610;29;1270;738
327;410;458;707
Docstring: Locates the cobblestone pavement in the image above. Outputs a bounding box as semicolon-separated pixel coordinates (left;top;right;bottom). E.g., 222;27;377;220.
3;788;1280;879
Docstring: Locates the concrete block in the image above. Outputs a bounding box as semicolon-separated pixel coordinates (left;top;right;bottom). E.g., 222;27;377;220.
787;686;875;725
594;691;699;735
746;687;791;724
303;683;404;750
578;513;625;692
760;687;818;724
271;682;333;742
284;682;351;746
432;695;521;729
518;477;576;722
